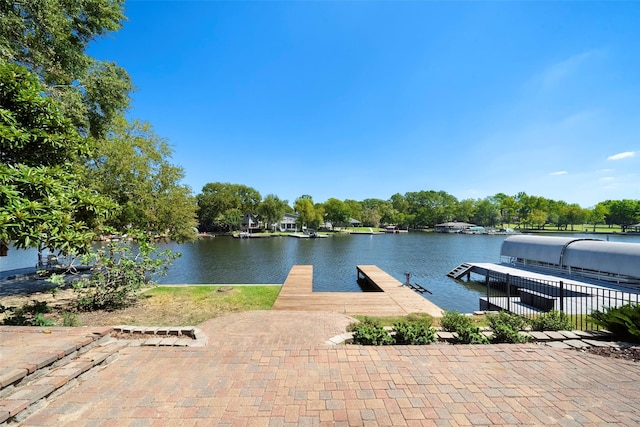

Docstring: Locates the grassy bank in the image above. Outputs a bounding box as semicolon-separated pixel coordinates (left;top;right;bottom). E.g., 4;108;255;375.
105;285;281;326
0;285;282;327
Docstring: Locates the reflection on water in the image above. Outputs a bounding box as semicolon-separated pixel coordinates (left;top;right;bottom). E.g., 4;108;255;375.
4;233;640;313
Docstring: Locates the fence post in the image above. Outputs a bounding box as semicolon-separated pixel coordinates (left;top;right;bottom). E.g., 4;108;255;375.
559;281;564;313
506;273;511;313
485;273;490;310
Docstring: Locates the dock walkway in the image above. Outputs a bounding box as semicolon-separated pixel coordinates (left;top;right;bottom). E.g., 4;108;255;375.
272;265;442;317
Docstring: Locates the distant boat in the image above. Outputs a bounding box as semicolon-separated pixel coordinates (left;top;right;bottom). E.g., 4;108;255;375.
290;229;329;238
385;226;408;233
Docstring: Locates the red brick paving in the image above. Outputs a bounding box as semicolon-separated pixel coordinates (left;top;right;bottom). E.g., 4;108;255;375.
11;310;640;426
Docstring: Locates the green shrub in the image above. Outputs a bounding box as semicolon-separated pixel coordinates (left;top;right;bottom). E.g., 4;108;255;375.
69;230;179;311
1;300;54;326
62;311;81;327
590;304;640;342
393;319;436;345
456;325;490;344
487;311;530;343
351;317;393;345
439;310;489;344
33;312;55;327
531;310;573;331
440;310;473;332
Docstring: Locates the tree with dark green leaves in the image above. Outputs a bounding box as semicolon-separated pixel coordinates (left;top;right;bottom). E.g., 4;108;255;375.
85;118;198;241
361;198;394;227
588;203;609;232
197;183;261;232
493;193;517;227
0;61;114;254
257;194;290;231
323;198;350;229
0;0;132;139
405;190;458;228
455;199;476;223
603;199;640;232
473;198;500;227
294;196;323;230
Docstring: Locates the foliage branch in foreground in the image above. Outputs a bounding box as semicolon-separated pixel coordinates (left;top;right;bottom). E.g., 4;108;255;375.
52;230;180;311
0;60;114;254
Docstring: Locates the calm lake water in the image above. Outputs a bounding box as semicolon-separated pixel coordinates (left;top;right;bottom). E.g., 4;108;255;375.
4;232;640;313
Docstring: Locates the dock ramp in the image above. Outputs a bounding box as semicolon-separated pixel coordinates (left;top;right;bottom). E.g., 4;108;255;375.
447;263;474;279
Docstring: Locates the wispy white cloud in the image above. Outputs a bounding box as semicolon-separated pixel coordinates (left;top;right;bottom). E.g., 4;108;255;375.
559;110;599;126
607;151;636;160
549;171;568;176
541;50;601;87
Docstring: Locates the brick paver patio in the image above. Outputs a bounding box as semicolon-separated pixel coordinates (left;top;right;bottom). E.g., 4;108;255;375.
18;311;640;426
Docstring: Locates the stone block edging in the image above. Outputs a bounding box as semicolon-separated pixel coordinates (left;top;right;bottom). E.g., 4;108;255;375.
326;328;639;350
111;326;207;347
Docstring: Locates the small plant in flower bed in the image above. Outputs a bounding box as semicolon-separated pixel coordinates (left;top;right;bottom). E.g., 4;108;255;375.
393;318;437;345
440;310;473;332
351;317;394;345
456;325;490;344
487;311;530;344
590;303;640;343
439;310;489;344
530;310;573;331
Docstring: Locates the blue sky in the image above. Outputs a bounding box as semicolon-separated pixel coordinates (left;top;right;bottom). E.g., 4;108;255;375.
89;1;640;208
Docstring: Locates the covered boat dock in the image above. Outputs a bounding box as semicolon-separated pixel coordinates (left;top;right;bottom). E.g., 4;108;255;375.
447;235;640;316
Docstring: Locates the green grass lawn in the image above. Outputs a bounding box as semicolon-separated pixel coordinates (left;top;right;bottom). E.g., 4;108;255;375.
72;285;282;326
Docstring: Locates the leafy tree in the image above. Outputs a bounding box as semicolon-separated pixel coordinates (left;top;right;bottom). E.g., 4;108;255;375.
361;198;394;226
588;203;609;232
473;198;500;227
360;199;397;227
603;199;639;232
85;118;197;241
0;61;113;254
405;190;457;228
517;193;550;229
0;0;132;139
323;198;349;229
493;193;517;226
257;194;289;231
547;200;567;231
197;183;261;232
343;199;363;223
388;193;411;228
455;199;476;223
390;193;408;213
294;196;322;230
562;203;586;232
523;209;547;230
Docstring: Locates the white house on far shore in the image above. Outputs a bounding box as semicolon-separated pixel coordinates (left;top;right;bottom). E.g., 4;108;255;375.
274;213;299;232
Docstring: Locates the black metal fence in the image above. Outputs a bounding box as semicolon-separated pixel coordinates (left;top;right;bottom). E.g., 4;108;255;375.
480;271;640;330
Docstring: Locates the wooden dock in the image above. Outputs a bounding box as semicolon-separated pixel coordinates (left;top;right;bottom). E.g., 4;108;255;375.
272;265;443;317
